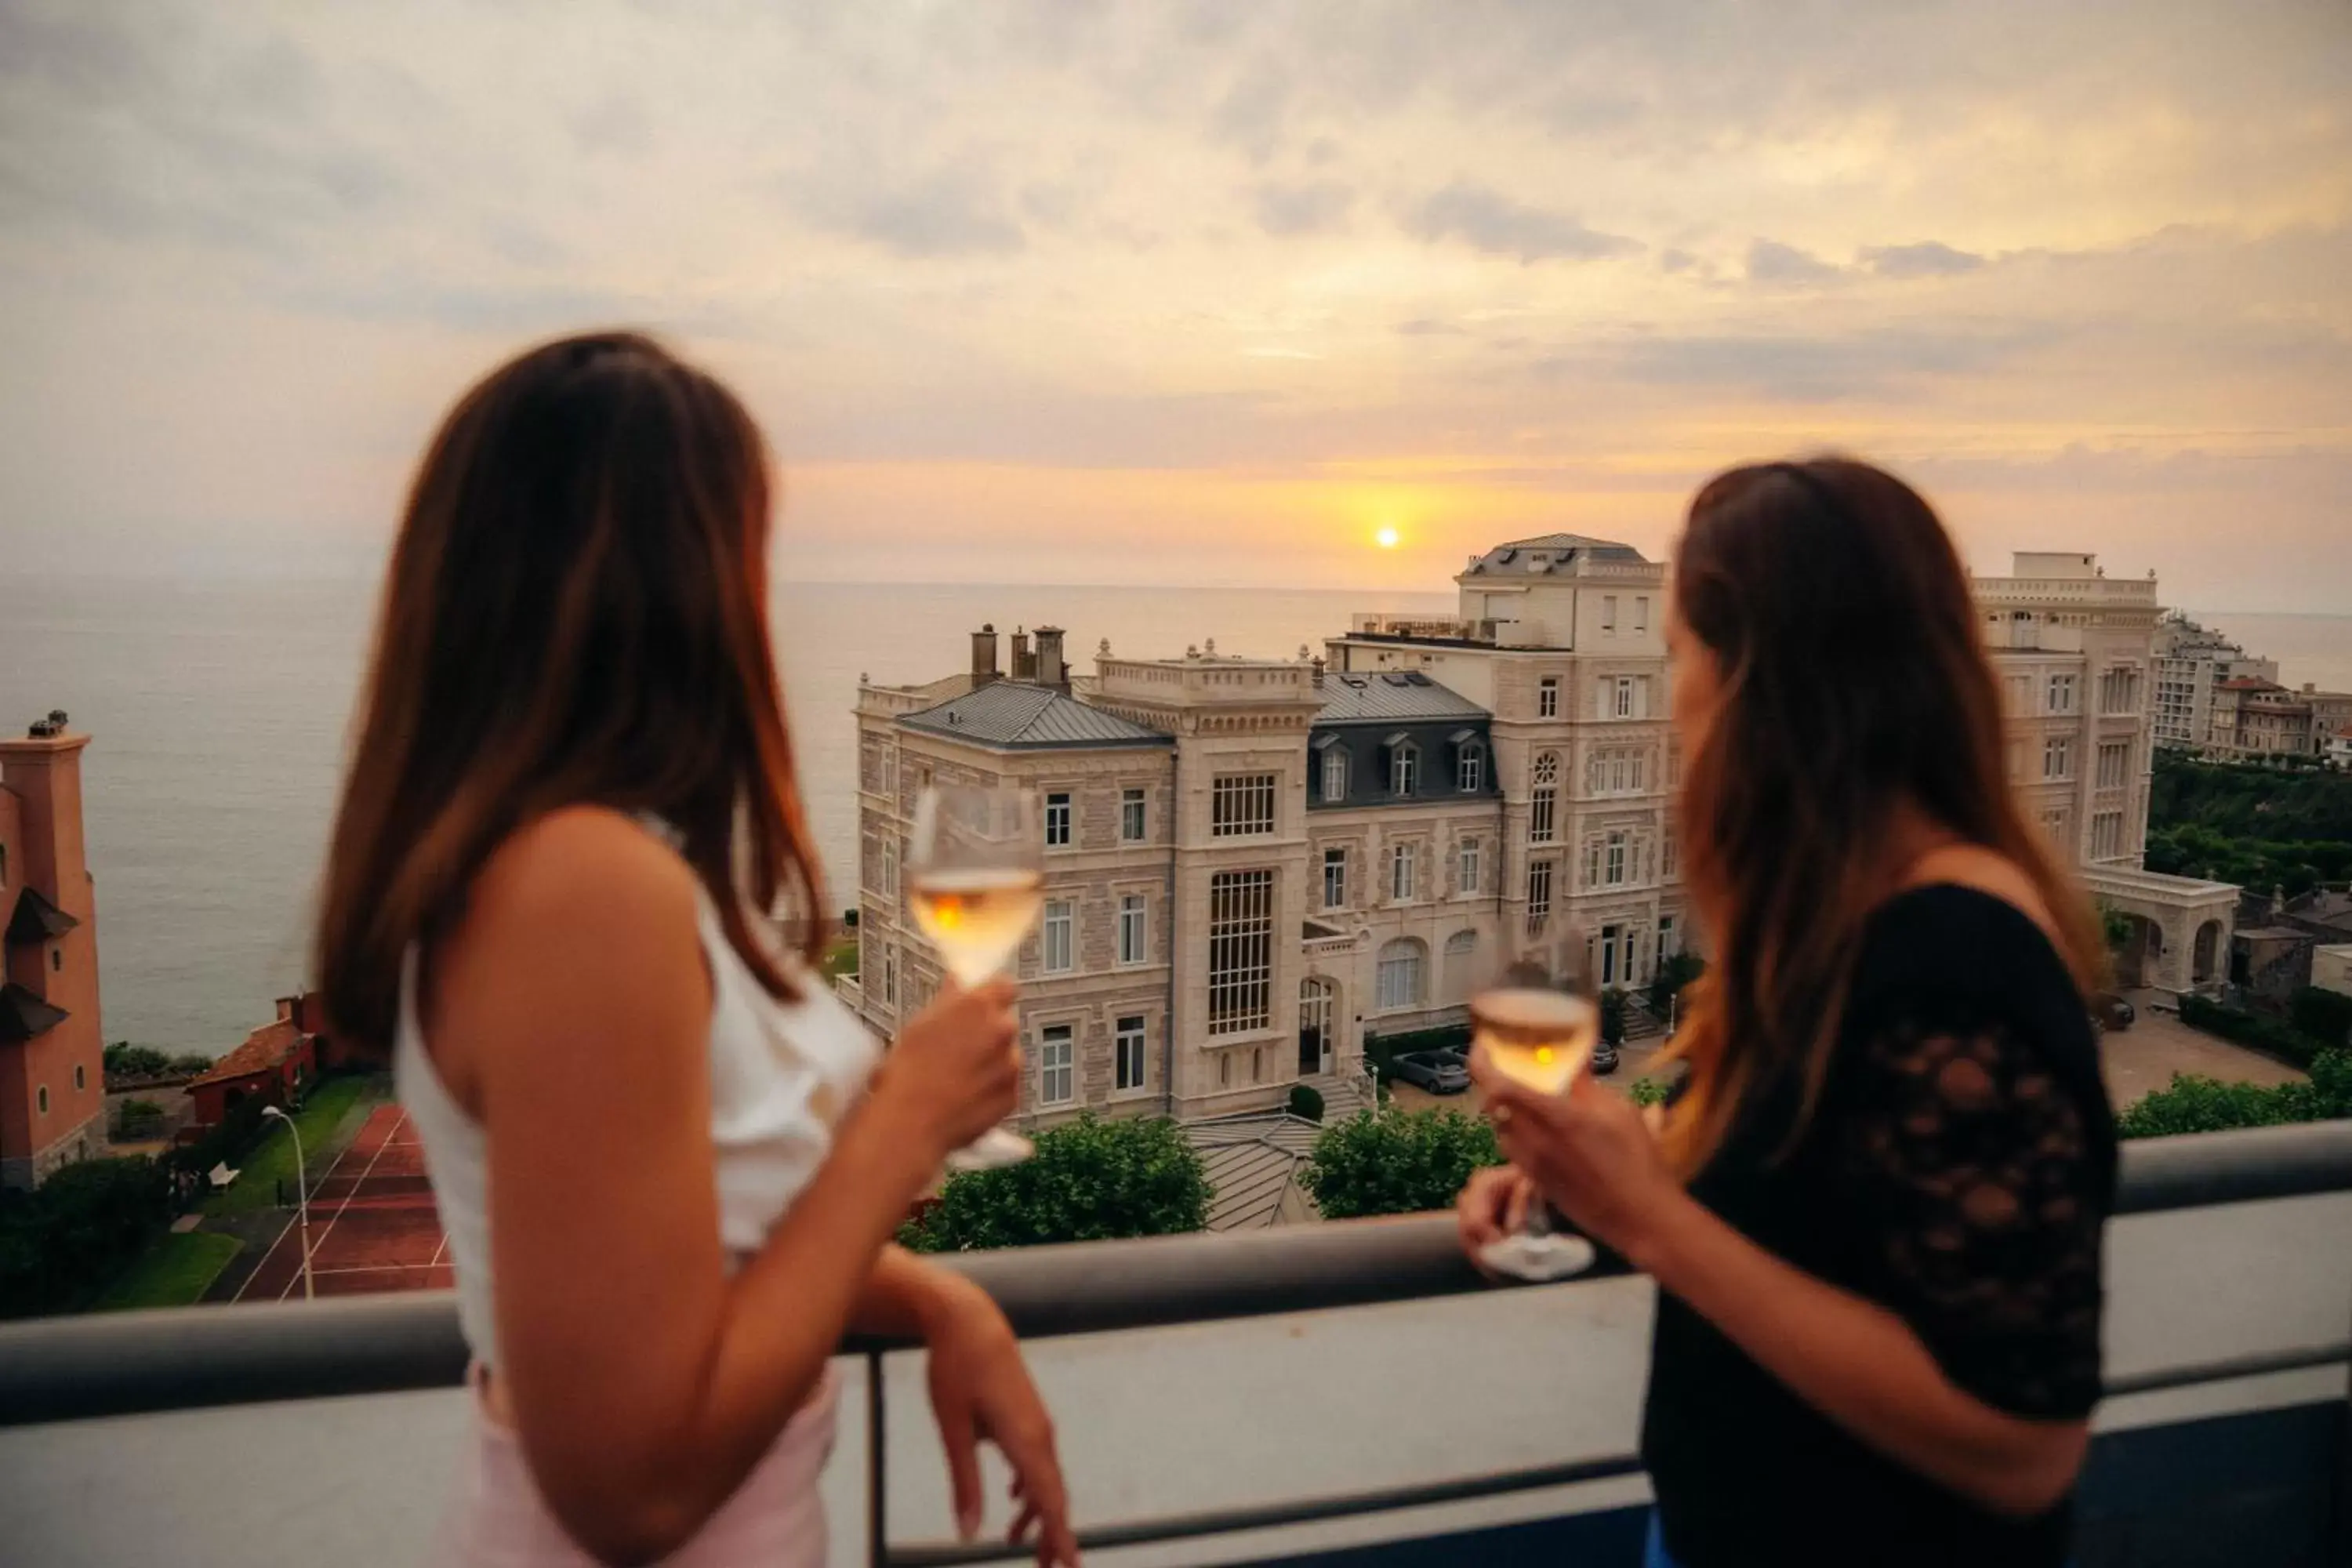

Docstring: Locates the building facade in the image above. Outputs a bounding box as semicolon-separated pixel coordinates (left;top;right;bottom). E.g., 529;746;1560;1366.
2152;615;2278;750
0;713;107;1189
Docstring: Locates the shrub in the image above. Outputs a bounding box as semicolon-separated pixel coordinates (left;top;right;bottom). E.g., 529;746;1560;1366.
2179;995;2329;1069
1628;1076;1671;1109
2116;1049;2351;1139
898;1115;1210;1253
0;1157;174;1319
1646;953;1704;1016
1600;988;1628;1047
1300;1108;1501;1219
2288;987;2352;1049
1286;1083;1325;1122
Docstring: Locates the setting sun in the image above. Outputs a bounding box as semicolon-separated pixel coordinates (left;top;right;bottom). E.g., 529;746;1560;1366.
1376;526;1400;549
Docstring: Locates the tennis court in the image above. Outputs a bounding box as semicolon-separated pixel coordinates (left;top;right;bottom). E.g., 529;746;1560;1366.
235;1105;450;1301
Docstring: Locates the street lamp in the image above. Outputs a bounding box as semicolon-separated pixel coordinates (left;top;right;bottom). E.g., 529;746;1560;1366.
260;1105;314;1301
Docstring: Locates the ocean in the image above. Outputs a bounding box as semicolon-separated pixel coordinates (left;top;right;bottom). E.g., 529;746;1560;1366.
3;576;2345;1059
0;574;1454;1054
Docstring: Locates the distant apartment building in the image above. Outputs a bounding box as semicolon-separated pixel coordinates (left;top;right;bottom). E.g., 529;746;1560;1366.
0;712;107;1189
2152;614;2278;750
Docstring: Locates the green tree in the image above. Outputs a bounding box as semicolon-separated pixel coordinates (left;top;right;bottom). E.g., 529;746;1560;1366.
898;1115;1210;1253
1300;1108;1501;1220
1646;952;1704;1016
2097;901;2136;953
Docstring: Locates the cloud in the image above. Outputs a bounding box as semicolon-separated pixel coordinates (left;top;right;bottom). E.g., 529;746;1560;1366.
1560;321;2064;401
1403;181;1640;263
1251;179;1352;236
1744;239;1843;284
1211;58;1290;163
1861;240;1986;278
1658;247;1698;274
808;164;1026;259
1394;318;1467;336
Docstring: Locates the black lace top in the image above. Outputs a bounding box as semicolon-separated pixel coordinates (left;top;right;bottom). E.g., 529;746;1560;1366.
1641;885;2117;1568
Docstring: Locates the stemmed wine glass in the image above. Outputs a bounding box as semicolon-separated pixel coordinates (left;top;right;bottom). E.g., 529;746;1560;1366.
1471;935;1601;1283
906;784;1040;1171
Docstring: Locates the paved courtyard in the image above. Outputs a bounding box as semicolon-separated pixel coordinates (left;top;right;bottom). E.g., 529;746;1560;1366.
1386;997;2304;1120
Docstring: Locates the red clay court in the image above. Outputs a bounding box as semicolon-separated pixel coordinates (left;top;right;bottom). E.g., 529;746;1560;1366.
236;1104;451;1301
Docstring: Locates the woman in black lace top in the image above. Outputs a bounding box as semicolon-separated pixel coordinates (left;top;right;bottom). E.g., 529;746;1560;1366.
1459;458;2117;1567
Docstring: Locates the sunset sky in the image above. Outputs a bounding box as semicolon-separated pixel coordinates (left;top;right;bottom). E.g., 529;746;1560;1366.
2;2;2347;607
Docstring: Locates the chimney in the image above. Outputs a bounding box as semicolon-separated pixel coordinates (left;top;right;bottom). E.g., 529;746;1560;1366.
1011;626;1036;683
1034;626;1068;693
1311;657;1326;689
970;623;1000;685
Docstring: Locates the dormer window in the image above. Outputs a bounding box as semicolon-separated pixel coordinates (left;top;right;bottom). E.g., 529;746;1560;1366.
1319;744;1347;803
1454;734;1485;793
1388;739;1419;796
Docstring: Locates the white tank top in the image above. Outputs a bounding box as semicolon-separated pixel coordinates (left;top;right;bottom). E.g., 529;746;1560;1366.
394;834;882;1370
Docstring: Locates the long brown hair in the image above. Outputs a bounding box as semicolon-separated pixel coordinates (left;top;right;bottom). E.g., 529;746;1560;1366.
315;332;825;1055
1659;456;2100;1178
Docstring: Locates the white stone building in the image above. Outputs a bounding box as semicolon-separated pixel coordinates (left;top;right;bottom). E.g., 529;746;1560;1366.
2152;614;2278;751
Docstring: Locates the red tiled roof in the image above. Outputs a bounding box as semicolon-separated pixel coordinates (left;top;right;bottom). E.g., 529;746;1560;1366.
186;1018;304;1089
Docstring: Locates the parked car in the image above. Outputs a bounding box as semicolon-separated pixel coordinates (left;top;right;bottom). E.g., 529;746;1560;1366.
1591;1037;1621;1076
2091;992;2136;1032
1390;1049;1471;1094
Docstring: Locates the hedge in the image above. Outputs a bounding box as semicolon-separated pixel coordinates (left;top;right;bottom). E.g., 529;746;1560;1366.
2117;1050;2350;1139
2288;988;2352;1050
2178;995;2331;1070
0;1157;176;1319
1300;1108;1501;1219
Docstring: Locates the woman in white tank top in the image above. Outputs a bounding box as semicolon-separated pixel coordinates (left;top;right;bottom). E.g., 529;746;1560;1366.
312;334;1078;1566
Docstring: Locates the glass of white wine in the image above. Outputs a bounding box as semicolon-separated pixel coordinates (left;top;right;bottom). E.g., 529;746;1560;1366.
907;783;1042;1171
1471;969;1600;1283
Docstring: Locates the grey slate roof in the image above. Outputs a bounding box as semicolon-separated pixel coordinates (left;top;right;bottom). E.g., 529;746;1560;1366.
1189;1113;1325;1230
1463;533;1647;575
898;680;1171;750
1316;670;1489;724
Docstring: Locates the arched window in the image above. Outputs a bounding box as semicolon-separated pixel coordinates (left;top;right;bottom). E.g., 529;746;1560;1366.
1390;742;1419;796
1376;938;1427;1011
1531;751;1559;843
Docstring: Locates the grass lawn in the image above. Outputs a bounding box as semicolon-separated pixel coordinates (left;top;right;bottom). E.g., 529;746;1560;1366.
201;1073;381;1218
822;933;859;979
91;1231;242;1312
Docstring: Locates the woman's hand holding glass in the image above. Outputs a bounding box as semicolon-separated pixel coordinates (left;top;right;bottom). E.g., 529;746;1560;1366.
1470;1062;1691;1270
872;977;1023;1162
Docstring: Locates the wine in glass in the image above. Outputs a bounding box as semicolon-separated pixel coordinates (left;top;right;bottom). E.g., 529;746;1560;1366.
1472;973;1600;1283
907;784;1042;1171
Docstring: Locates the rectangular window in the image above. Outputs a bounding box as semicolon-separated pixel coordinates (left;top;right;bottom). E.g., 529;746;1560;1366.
882;946;896;1006
1118;893;1147;965
1615;677;1635;719
1042;898;1074;973
1457;837;1481;895
1602;595;1618;631
1530;786;1556;844
1390;746;1418;796
1635;597;1650;632
1120;787;1147;842
1115;1015;1147;1093
2096;742;2130;790
1039;1025;1074;1106
1211;773;1278;837
1630;753;1646;792
1377;946;1425;1010
1320;747;1348;802
1391;843;1417;901
881;837;898;898
2091;811;2123;859
1323;847;1347;909
1659;915;1678;959
1457;746;1483;793
1207;870;1274;1035
1606;830;1628;887
1609;753;1628;793
2043;737;2073;781
1537;677;1559;718
1045;792;1073;848
1662;829;1678;879
1584;840;1601;889
2047;673;2077;714
1526;858;1553;935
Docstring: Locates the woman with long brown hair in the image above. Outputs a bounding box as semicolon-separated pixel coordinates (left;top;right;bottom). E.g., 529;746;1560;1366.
1459;458;2116;1566
317;332;1076;1566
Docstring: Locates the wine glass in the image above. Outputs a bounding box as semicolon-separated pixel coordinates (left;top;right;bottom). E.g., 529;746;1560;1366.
906;784;1041;1171
1471;938;1601;1283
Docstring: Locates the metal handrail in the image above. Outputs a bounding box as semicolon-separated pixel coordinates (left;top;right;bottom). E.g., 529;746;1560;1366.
4;1119;2348;1429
